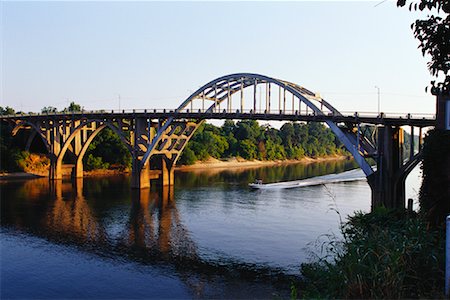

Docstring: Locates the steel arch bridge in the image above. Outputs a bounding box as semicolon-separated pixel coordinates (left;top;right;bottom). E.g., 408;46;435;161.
1;73;435;209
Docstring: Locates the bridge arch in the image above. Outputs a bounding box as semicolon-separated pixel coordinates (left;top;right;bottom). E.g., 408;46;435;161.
141;73;374;177
54;119;133;178
12;120;51;153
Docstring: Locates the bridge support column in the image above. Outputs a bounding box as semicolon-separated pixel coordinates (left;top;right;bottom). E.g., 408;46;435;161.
72;162;83;178
369;126;405;209
49;156;63;180
160;156;175;186
131;161;150;189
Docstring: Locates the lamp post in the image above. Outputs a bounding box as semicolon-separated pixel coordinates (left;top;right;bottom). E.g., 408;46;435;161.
374;86;380;115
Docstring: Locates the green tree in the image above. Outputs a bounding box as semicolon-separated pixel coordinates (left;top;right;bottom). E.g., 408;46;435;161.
280;122;295;148
397;0;450;226
238;139;258;160
397;0;449;93
66;101;82;112
234;120;261;142
41;106;57;113
85;154;109;171
84;127;131;168
0;106;15;115
178;147;197;165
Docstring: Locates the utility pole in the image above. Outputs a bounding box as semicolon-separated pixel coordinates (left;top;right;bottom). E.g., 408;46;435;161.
375;86;380;115
118;94;121;112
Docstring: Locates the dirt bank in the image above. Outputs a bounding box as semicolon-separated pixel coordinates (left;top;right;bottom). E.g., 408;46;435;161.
0;155;351;179
176;155;350;171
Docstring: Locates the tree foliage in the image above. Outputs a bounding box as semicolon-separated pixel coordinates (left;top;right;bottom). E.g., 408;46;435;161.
0;106;15;116
178;121;347;165
65;101;82;112
300;208;444;299
419;129;450;227
397;0;450;93
41;106;57;114
84;127;132;169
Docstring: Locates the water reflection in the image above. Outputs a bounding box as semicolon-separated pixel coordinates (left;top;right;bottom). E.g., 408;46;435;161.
176;158;358;187
2;179;194;259
1;160;367;298
47;179;105;241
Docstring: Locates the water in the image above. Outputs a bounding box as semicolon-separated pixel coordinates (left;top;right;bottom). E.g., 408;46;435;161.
0;159;421;298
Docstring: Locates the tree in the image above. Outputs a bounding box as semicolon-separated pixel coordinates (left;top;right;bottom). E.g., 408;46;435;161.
84;127;131;168
398;0;450;226
41;106;57;114
280;123;295;148
0;106;15;116
397;0;450;93
238;139;258;160
66;101;82;112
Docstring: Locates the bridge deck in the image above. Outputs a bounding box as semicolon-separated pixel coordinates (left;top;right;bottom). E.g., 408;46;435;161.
0;110;435;127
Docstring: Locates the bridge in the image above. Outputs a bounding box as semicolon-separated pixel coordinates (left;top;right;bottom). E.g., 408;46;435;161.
0;73;435;209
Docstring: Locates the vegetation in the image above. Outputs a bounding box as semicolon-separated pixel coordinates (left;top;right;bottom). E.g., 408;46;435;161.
397;0;449;93
85;154;110;171
298;208;444;299
179;120;347;165
419;129;450;227
397;0;450;226
1;102;134;172
298;3;449;297
83;127;132;170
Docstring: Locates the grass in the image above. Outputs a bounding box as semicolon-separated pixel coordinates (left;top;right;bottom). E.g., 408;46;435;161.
297;207;445;299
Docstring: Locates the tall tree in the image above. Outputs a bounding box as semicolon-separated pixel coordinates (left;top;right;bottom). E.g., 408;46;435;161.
41;106;57;113
398;0;450;226
66;101;82;112
397;0;450;93
0;106;15;115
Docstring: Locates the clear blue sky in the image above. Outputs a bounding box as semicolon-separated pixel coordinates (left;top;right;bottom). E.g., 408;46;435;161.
1;1;436;115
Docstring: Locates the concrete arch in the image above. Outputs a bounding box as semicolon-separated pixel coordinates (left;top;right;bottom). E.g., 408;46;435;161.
12;120;51;153
142;73;374;176
72;124;107;178
55;119;132;179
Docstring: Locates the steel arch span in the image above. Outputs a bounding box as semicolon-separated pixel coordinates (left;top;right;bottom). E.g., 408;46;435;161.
142;73;375;177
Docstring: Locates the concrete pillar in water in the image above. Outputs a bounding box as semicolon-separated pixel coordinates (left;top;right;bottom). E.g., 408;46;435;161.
370;126;405;209
161;156;174;186
131;161;150;189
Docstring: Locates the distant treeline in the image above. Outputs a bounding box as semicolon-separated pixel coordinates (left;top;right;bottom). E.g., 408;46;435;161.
178;120;347;165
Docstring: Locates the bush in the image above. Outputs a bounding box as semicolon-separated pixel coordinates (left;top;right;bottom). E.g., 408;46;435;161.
299;208;444;299
85;154;110;171
419;129;450;227
178;147;197;165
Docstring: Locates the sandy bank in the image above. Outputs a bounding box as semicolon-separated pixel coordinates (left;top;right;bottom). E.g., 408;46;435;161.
0;172;45;179
0;155;350;179
176;155;350;171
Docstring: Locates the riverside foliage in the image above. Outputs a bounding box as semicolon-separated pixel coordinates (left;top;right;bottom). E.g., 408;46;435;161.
179;120;346;165
299;208;444;299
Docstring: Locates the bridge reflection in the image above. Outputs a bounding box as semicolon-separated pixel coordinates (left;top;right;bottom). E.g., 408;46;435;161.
1;177;295;297
33;179;197;260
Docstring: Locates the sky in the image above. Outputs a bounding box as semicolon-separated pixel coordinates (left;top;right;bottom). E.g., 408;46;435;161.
1;1;437;116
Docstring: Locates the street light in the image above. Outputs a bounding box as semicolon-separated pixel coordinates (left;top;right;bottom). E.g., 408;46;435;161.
374;86;380;115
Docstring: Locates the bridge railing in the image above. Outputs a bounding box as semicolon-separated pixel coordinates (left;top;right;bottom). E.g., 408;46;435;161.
0;108;436;121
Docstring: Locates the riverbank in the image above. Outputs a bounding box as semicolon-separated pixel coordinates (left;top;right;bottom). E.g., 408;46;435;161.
0;155;351;179
177;155;350;171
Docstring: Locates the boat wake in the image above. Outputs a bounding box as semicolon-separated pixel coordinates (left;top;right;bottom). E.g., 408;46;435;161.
248;169;366;190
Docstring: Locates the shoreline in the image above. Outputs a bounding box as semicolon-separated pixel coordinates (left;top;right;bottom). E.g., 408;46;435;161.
176;155;350;171
0;155;351;179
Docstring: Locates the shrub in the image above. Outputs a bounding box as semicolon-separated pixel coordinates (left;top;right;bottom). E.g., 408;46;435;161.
85;154;110;171
300;208;444;299
178;147;197;165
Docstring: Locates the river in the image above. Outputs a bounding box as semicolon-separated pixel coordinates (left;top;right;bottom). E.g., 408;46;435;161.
0;159;422;299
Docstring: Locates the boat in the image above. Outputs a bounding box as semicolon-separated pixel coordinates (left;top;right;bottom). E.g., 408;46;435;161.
248;169;366;190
